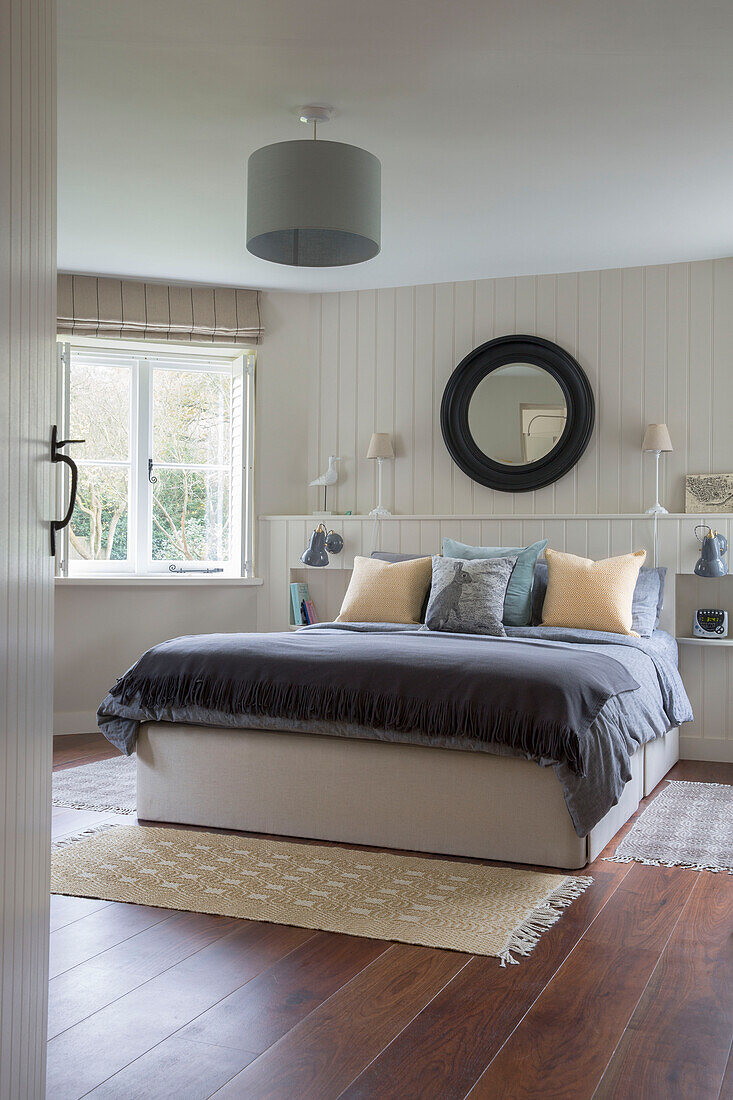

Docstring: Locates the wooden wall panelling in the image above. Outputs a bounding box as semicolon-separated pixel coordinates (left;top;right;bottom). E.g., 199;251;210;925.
687;262;714;487
713;261;733;489
665;262;690;510
431;284;455;515
309;259;733;518
374;288;396;516
471;279;497;516
337;292;358;515
318;295;340;515
575;270;601;515
356;290;378;518
620;268;644;514
528;275;550;514
643;265;669;512
0;1;56;1094
394;287;415;517
412;285;434;516
452;280;477;515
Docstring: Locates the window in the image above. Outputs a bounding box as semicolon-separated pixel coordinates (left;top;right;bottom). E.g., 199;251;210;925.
57;340;254;577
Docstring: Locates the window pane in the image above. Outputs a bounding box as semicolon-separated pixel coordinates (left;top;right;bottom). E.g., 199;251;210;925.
152;468;230;562
152;369;231;466
69;360;130;462
70;466;129;561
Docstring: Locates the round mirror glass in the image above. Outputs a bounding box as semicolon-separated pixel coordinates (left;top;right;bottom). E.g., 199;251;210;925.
466;363;567;466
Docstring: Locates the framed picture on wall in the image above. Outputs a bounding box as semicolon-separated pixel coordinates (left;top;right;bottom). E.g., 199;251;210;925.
685;473;733;513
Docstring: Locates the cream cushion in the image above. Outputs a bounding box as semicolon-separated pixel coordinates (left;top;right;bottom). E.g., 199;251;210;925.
337;555;433;624
541;548;646;635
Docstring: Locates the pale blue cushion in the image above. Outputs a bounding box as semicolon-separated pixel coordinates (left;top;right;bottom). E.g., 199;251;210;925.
442;537;548;626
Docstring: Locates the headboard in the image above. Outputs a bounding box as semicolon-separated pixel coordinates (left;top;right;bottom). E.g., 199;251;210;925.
258;513;732;635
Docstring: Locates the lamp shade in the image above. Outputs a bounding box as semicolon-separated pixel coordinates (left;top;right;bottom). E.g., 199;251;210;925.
300;524;329;567
300;523;343;567
366;433;394;460
694;525;728;578
642;423;673;452
246;140;381;268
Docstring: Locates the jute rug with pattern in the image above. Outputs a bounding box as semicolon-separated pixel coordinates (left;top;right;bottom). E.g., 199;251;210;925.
51;825;592;964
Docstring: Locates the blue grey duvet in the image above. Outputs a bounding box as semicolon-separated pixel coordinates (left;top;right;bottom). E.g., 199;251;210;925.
97;623;692;838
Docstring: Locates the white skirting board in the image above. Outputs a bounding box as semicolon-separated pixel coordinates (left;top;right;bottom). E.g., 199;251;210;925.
137;724;679;871
679;736;733;763
54;711;100;737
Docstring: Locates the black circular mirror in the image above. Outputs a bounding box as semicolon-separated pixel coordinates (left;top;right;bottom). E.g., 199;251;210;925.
440;335;595;492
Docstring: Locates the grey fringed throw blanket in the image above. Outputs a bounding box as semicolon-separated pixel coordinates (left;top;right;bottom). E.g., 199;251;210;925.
98;627;639;773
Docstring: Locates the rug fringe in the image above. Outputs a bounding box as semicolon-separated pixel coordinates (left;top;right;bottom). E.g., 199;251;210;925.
52;798;135;815
604;854;733;874
499;875;593;967
52;822;125;849
666;779;733;790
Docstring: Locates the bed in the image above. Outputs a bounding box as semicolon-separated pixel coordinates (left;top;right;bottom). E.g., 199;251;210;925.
98;622;692;870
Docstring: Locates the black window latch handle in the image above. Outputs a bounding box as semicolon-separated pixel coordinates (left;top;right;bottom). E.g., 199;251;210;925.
50;425;85;556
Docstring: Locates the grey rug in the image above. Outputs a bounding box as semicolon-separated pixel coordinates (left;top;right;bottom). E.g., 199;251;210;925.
53;754;136;814
609;780;733;873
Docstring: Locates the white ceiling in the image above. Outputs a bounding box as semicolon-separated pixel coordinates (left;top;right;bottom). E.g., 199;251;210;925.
58;0;733;293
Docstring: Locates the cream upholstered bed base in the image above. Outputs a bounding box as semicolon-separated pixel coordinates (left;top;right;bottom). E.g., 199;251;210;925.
136;724;679;870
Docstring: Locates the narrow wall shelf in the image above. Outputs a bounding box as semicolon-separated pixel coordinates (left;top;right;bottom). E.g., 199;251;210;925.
677;637;733;646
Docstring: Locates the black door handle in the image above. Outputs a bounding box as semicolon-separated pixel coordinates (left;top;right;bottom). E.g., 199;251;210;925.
51;425;85;556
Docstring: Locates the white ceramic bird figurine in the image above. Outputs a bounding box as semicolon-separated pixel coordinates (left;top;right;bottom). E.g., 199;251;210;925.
310;455;340;513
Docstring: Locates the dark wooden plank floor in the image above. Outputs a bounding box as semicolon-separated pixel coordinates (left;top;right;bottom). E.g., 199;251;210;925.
49;734;733;1100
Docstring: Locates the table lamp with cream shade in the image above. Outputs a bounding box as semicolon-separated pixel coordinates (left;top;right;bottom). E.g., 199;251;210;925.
367;433;394;517
642;423;673;514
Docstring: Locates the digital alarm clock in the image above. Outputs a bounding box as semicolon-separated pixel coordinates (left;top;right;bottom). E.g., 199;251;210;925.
693;608;728;638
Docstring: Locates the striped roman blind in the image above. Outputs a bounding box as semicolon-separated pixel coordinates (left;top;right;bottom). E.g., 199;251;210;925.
57;274;263;345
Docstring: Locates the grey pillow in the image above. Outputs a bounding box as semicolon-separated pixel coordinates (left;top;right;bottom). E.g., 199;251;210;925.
531;562;667;636
631;566;667;635
371;552;422;563
425;555;517;636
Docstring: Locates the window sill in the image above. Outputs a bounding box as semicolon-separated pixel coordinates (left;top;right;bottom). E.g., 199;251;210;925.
55;576;263;587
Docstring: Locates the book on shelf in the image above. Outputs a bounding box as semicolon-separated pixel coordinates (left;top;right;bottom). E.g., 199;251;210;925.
303;598;319;625
290;582;310;625
299;598;319;626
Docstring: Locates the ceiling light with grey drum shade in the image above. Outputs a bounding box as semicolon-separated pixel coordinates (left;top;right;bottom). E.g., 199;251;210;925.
246;107;381;268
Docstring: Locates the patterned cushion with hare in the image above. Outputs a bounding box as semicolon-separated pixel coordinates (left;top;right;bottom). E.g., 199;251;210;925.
425;556;517;636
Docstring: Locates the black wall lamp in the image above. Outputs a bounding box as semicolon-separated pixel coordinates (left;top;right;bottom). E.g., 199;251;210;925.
300;523;344;567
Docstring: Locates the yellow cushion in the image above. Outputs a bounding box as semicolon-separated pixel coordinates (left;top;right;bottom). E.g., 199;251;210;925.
541;548;646;635
337;555;433;625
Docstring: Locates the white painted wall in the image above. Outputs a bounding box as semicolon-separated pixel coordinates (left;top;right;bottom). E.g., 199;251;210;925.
0;0;56;1094
255;291;313;515
54;582;260;734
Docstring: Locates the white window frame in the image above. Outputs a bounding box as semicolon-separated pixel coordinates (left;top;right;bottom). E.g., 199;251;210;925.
56;337;255;579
